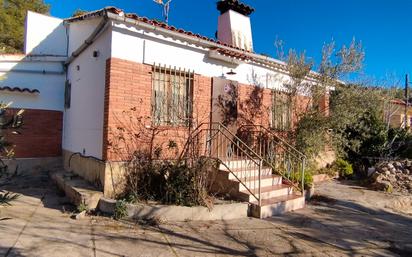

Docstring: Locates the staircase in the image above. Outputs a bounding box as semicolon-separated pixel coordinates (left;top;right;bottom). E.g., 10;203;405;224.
185;123;307;218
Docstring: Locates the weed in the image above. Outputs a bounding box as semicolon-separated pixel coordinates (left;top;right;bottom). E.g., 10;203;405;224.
114;199;128;220
0;192;19;206
77;202;89;213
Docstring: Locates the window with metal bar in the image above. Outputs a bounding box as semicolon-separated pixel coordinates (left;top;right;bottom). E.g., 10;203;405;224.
152;64;194;126
271;90;291;131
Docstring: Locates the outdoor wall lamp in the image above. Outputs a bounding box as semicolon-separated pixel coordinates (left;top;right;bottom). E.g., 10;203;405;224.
93;50;100;58
226;69;236;75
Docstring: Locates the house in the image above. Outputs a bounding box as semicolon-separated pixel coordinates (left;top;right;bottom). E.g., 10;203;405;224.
387;99;412;130
0;0;330;217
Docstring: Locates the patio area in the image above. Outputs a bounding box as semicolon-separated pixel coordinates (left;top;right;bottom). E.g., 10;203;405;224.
1;171;411;257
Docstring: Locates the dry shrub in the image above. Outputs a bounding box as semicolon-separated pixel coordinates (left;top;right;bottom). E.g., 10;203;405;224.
121;151;217;208
108;106;218;208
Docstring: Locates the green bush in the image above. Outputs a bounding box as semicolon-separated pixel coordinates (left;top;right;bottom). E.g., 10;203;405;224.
303;171;314;188
289;169;313;190
334;159;353;178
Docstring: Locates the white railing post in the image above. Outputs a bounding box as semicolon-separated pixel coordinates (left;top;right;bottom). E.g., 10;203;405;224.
258;159;262;207
301;158;306;194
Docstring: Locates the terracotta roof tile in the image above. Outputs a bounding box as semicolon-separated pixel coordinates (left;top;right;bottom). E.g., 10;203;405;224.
0;86;40;94
65;6;254;58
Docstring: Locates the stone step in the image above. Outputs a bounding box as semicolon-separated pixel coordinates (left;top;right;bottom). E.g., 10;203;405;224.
220;159;261;170
239;184;293;202
236;174;283;191
50;170;103;210
224;167;273;180
249;194;305;218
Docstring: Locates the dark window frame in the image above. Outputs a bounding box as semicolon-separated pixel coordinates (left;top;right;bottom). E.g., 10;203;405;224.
151;64;194;126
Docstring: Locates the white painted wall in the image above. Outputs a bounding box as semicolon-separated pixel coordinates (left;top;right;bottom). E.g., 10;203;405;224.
0;55;65;111
24;11;67;56
68;18;105;56
218;10;253;51
62;21;111;159
112;21;291;91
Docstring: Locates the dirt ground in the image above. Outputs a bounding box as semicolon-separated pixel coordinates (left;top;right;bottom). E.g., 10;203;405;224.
1;172;412;257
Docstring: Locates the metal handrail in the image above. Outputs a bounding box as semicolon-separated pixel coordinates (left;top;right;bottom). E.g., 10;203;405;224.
182;122;307;205
239;124;306;159
183;122;263;205
238;124;306;193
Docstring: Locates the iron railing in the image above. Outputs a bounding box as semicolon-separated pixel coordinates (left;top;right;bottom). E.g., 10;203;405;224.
182;122;307;208
238;124;306;192
184;122;264;206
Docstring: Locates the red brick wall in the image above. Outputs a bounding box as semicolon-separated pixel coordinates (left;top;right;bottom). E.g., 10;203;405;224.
6;108;62;158
103;58;212;161
237;84;272;127
237;84;312;130
318;92;330;117
103;58;327;161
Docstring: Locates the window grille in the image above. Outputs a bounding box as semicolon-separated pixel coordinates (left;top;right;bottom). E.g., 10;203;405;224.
152;64;194;126
271;90;291;131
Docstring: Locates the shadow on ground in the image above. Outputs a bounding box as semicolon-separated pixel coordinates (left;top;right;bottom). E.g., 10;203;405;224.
1;172;412;256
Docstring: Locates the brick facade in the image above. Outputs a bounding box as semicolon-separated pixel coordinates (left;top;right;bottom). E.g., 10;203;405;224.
103;57;321;161
6;108;63;158
103;58;212;161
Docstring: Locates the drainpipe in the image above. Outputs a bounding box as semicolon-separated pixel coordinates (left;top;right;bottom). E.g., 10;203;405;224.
64;14;110;66
0;68;64;75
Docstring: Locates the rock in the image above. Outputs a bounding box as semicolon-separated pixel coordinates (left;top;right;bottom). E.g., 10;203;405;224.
394;161;403;168
305;185;315;200
371;172;383;182
371;181;393;193
71;210;87;220
388;174;397;183
367;167;376;177
371;160;412;195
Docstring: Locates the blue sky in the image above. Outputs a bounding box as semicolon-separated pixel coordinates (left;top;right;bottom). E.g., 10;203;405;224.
45;0;412;85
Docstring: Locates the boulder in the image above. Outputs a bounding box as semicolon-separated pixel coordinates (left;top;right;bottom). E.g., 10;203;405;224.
371;172;383;182
371;181;393;193
367;167;376;177
394;161;403;168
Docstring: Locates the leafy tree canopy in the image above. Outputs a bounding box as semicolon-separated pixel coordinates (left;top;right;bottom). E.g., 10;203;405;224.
0;0;50;54
71;9;88;17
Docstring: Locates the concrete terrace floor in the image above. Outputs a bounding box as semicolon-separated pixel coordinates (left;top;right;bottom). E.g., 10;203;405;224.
1;172;412;257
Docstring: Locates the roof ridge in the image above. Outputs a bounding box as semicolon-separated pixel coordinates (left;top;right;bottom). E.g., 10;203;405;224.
64;6;254;54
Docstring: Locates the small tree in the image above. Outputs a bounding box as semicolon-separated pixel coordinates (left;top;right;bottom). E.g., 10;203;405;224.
71;9;88;17
0;102;24;173
275;38;365;159
0;102;23;208
0;0;50;53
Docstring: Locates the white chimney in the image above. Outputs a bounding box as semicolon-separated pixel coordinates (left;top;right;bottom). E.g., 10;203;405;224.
217;0;254;51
